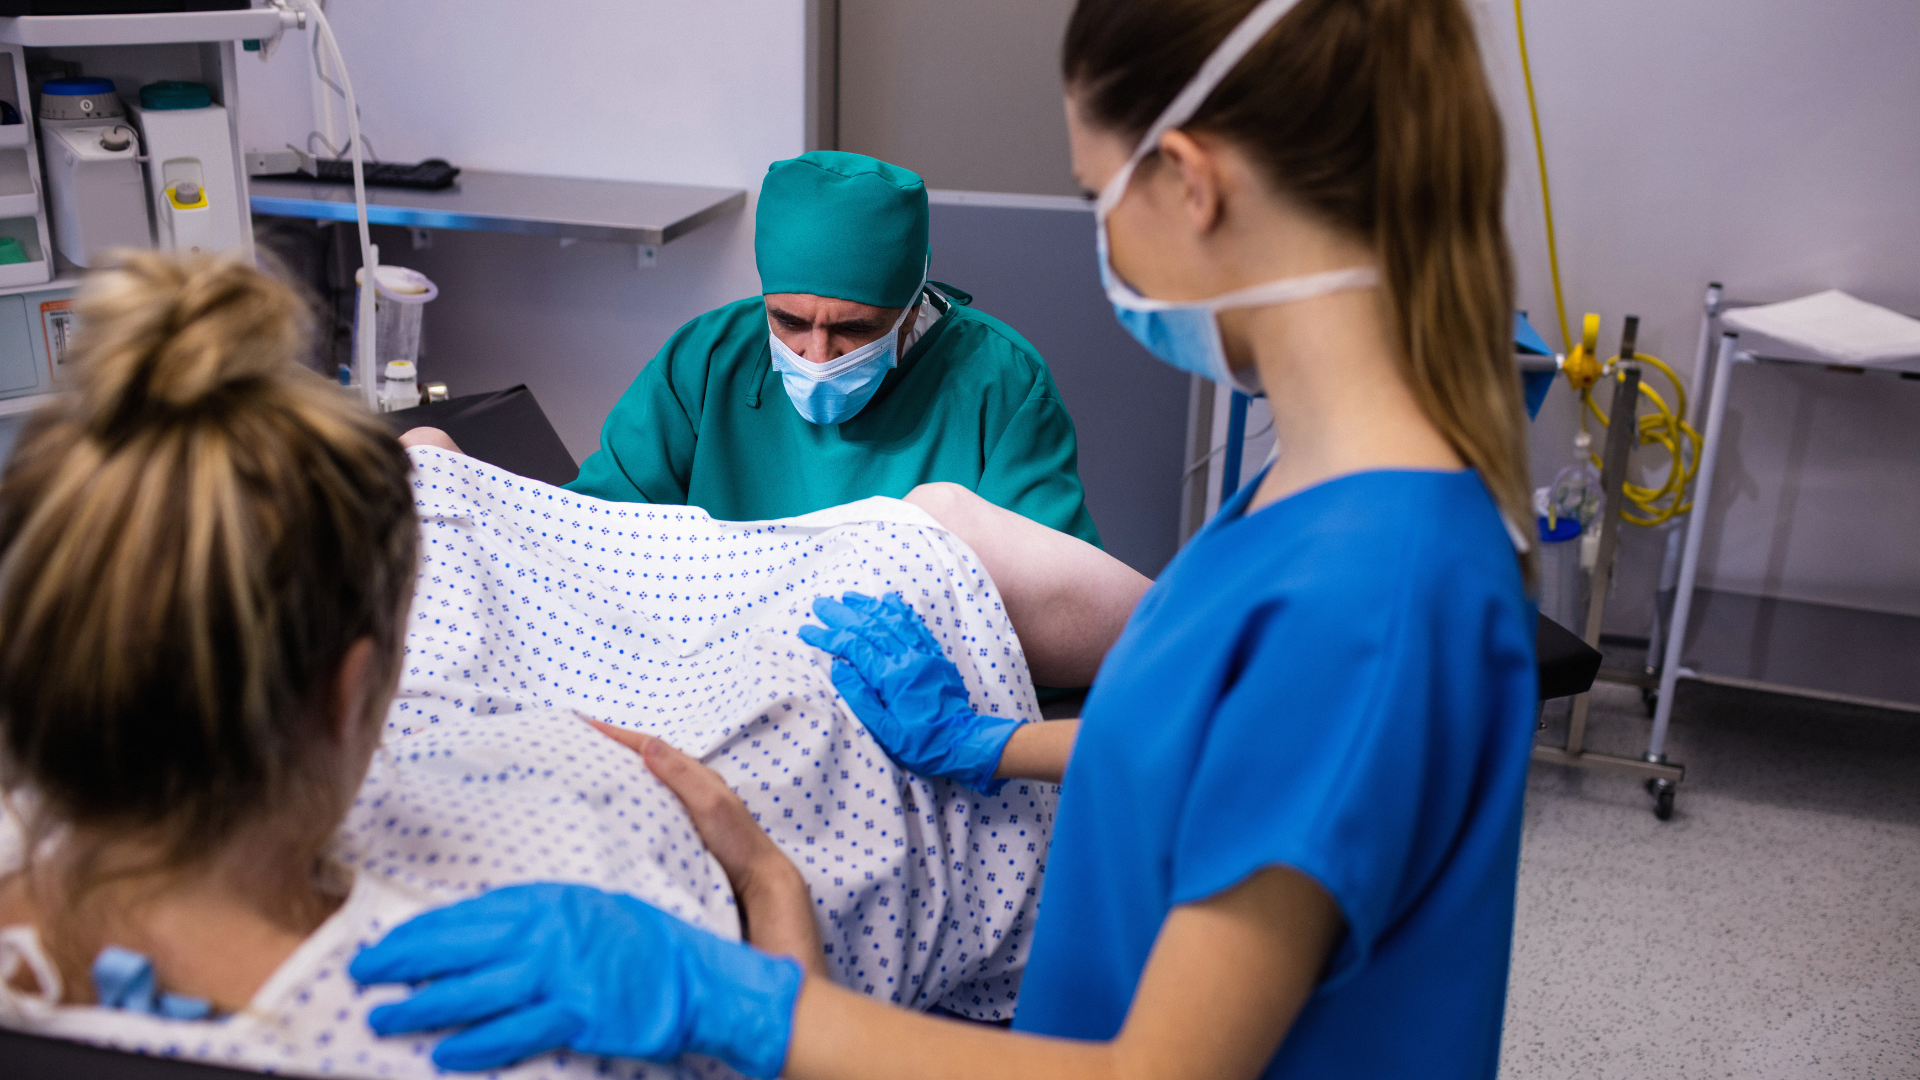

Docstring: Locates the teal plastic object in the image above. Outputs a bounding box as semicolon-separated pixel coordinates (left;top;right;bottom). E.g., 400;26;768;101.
0;237;26;265
139;81;212;111
755;151;928;308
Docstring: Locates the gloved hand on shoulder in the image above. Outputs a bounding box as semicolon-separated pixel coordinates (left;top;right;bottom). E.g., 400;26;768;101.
797;591;1023;794
349;882;802;1076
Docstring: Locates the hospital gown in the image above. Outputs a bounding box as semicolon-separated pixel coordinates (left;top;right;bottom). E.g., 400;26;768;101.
0;447;1055;1077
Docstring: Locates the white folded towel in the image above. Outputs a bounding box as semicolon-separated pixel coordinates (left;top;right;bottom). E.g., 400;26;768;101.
1722;289;1920;366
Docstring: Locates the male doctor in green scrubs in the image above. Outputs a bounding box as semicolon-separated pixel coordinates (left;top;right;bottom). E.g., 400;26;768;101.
563;151;1100;545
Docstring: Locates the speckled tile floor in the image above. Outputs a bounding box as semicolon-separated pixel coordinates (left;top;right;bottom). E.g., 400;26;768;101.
1505;681;1920;1078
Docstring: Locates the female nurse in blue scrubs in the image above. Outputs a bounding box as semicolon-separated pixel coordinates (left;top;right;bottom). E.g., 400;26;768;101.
350;1;1541;1077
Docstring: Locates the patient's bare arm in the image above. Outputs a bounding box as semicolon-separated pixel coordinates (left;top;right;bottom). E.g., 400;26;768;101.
904;483;1151;688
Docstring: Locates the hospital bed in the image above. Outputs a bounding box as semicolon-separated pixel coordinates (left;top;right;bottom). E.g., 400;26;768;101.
382;383;580;487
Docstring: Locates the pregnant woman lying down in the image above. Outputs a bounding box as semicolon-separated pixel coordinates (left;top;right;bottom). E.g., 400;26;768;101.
0;255;1148;1078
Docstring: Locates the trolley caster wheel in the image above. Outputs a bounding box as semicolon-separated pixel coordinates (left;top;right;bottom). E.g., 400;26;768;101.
1647;779;1675;821
1641;687;1658;718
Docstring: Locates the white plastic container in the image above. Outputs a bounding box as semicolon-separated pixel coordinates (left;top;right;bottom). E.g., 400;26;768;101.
44;124;148;266
378;359;418;413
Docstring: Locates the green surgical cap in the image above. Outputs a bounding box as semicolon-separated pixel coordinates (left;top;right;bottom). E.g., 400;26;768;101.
755;152;929;308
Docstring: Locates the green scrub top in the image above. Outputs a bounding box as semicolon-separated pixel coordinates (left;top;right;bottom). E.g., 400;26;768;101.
566;287;1101;547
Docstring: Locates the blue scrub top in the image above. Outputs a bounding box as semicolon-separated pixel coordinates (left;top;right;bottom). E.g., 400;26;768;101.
1011;469;1537;1080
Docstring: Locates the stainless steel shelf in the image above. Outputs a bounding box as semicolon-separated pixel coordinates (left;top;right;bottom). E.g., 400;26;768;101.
0;9;283;46
1676;588;1920;711
249;170;747;248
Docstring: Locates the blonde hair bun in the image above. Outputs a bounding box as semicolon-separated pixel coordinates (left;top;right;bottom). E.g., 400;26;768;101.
0;251;417;895
68;251;315;439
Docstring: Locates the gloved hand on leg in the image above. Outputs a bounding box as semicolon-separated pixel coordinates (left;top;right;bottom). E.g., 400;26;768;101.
350;882;802;1076
797;591;1023;794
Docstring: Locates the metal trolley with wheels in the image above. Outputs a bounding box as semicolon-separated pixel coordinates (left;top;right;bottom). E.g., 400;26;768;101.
1526;324;1687;818
1640;284;1920;794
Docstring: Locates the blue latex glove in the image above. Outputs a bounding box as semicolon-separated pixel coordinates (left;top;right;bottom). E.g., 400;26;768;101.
349;883;802;1076
796;591;1022;794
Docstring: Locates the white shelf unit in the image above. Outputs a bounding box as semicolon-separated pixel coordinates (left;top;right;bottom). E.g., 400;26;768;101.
1647;287;1920;761
0;41;52;290
0;11;271;408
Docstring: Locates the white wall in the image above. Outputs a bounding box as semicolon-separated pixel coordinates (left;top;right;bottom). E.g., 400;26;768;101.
238;0;809;460
1477;0;1920;623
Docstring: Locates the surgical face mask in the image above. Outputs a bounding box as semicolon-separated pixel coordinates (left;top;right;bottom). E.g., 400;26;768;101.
768;288;921;425
1093;0;1380;394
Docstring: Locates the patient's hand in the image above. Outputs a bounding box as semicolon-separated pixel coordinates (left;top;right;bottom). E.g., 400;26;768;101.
398;426;463;454
589;720;826;976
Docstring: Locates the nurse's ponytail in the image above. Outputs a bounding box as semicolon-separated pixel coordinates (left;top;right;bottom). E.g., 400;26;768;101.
1066;0;1533;576
1367;0;1529;571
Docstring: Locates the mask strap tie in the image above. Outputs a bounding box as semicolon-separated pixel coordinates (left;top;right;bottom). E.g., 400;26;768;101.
0;926;62;1021
1097;0;1307;218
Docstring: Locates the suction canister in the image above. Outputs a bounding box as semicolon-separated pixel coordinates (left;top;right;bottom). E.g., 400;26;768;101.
352;264;437;406
128;80;242;256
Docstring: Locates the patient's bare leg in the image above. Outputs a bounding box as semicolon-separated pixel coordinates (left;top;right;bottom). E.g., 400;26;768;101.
905;483;1151;687
399;427;463;453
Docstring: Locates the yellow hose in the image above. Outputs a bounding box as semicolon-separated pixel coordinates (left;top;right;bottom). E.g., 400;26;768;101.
1580;352;1703;526
1515;1;1700;527
1512;0;1571;355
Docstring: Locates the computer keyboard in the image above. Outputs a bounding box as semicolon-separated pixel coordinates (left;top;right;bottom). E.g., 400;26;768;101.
297;158;460;191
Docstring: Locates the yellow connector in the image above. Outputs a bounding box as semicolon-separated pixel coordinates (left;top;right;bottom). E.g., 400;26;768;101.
1562;312;1604;391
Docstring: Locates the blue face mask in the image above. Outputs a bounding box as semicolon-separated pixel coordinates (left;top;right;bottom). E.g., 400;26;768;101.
1093;0;1380;393
768;288;921;425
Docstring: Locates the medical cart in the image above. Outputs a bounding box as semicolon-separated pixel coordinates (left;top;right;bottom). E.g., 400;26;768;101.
1640;286;1920;805
1521;325;1687;817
